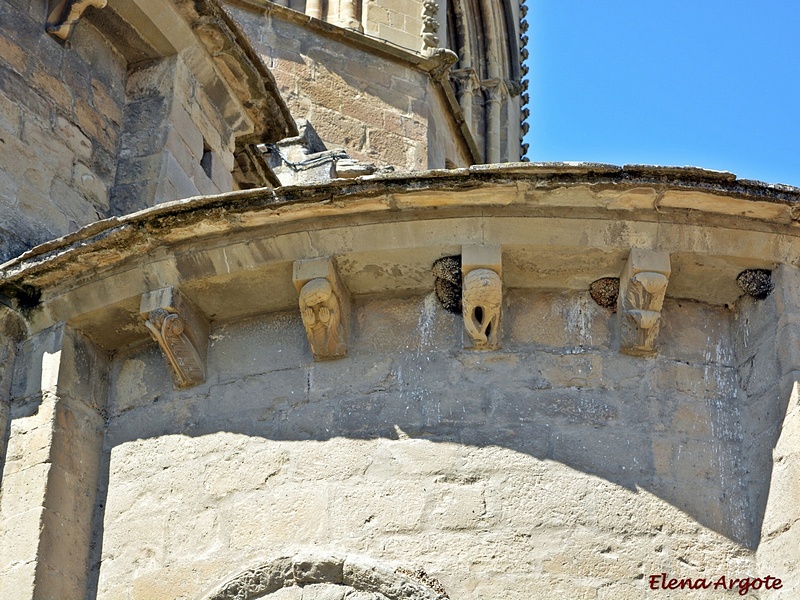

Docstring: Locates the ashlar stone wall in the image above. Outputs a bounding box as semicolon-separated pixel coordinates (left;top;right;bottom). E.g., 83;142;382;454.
0;0;259;261
229;6;473;171
94;289;761;599
0;0;126;261
111;52;237;215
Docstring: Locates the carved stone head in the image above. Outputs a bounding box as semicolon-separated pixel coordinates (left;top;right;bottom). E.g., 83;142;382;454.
462;268;502;349
300;278;333;308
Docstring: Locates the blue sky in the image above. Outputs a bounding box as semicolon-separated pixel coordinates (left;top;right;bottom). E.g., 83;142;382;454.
522;1;800;186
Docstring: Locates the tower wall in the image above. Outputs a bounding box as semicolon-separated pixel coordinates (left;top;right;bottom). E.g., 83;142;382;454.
0;1;127;261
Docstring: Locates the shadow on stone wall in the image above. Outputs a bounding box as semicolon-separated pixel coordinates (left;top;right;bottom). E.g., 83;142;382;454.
85;291;792;597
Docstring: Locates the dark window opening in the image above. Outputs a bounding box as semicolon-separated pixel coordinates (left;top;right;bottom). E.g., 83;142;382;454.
201;142;213;179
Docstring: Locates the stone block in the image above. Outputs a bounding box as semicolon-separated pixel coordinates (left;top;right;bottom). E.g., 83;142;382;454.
366;129;409;166
36;507;91;598
49;177;99;227
0;65;49;121
312;107;367;153
734;292;778;355
742;384;787;444
54;115;92;160
209;148;234;192
108;180;160;215
773;386;800;462
773;263;800;315
383;111;426;141
552;427;651;483
507;290;611;350
88;145;115;182
776;322;800;376
192;158;219;196
110;350;169;416
540;534;644;581
91;79;123;127
11;324;65;402
297;78;343;113
365;4;390;26
208;313;308;379
165;129;196;178
59;46;92;99
161;150;200;201
0;32;28;75
659;300;735;367
114;153;166;186
186;97;223;157
20;116;74;181
760;453;800;538
367;438;459;478
72;162;109;209
650;477;728;537
117;97;171;159
328;480;425;535
29;64;72;110
650;397;713;438
204;369;308;436
0;89;21;137
287;438;375;482
0;462;50;517
380;0;421;16
74;97;117;154
69;22;126;90
653;359;736;400
488;468;593;531
428;481;486;531
308;355;394;404
757;520;800;595
50;398;104;475
739;334;780;399
224;481;330;546
3;416;52;477
0;561;36;600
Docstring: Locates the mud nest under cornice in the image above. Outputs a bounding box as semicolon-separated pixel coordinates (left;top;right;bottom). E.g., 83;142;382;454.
590;277;620;310
432;255;462;314
737;269;773;299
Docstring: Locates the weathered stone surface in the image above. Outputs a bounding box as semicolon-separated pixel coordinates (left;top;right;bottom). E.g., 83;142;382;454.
64;286;771;598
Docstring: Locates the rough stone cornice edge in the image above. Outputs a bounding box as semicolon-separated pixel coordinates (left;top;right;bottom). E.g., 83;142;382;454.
1;163;799;290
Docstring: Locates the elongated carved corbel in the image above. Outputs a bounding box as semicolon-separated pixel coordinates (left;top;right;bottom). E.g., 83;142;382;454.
294;257;350;361
618;249;671;355
47;0;107;41
462;245;502;350
140;287;209;388
421;0;440;55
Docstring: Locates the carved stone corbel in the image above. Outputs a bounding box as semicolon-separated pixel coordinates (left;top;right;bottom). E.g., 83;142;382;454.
462;245;502;350
294;257;350;361
47;0;107;41
421;0;440;55
617;249;671;355
140;287;209;388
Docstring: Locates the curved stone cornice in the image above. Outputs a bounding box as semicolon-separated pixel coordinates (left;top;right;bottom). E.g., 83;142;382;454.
1;163;799;347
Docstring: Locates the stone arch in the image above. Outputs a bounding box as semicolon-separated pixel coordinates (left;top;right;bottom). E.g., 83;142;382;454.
202;554;447;600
